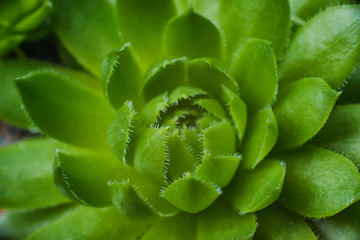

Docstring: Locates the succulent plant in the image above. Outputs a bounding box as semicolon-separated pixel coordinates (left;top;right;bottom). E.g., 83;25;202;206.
0;0;360;239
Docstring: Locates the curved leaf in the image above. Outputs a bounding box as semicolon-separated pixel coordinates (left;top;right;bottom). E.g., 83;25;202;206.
52;0;123;77
0;138;69;209
279;5;360;88
164;9;223;60
15;70;114;149
274;77;340;150
279;145;360;218
203;120;236;155
226;160;286;214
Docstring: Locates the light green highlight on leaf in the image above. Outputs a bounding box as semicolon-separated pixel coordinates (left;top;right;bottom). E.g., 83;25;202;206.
162;173;221;213
203;120;236;155
274;77;340;149
164;9;223;60
279;5;360;89
227;160;285;214
279;145;360;218
51;0;123;77
116;0;176;68
15;70;114;149
0;34;25;56
312;104;360;165
241;108;278;169
0;138;69;209
255;203;317;240
27;207;148;240
54;150;122;207
195;151;241;188
231;38;278;115
102;43;142;109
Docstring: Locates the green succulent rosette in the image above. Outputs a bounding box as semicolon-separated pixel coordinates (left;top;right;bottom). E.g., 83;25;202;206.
0;0;360;239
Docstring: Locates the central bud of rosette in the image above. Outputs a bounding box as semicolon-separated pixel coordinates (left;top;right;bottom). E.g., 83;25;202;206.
105;57;247;219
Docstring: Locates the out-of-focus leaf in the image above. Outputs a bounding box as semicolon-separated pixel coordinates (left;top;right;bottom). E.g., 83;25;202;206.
279;6;360;89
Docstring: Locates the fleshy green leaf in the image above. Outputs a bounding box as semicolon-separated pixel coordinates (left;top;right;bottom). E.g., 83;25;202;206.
312;104;360;165
241;108;278;169
313;202;360;240
15;70;114;149
337;66;360;104
133;127;167;182
231;38;278;115
0;138;69;209
102;43;142;109
195;151;241;188
108;101;136;163
197;199;257;240
203;120;236;155
164;9;223;60
142;58;186;101
162;172;221;213
255;203;317;240
226;160;285;214
141;93;168;126
279;5;360;89
116;0;176;68
54;150;123;207
274;77;340;150
278;145;360;218
0;34;25;56
27;207;148;240
220;0;290;60
51;0;123;77
0;204;73;239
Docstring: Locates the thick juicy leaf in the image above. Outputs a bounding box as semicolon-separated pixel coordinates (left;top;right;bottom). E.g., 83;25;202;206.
0;204;73;239
164;9;223;60
141;212;196;240
337;66;360;104
162;172;221;213
102;43;142;109
0;60;46;128
241;108;278;169
133;127;167;182
203;120;236;155
314;202;360;240
108;101;136;163
231;38;278;114
52;0;123;77
116;0;176;68
312;104;360;165
54;150;123;207
226;160;285;214
279;145;360;218
255;203;317;240
221;0;290;60
27;207;148;240
15;70;114;149
0;138;68;209
279;6;360;88
274;77;340;149
197;200;257;240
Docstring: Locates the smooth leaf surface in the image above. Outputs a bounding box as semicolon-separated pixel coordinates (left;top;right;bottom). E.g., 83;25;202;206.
279;145;360;218
102;43;142;109
279;5;360;88
231;38;278;115
226;160;285;214
27;207;148;240
203;120;236;155
52;0;123;77
164;9;223;60
197;200;257;240
162;173;221;213
274;77;340;149
254;203;317;240
221;0;290;60
15;70;114;149
0;138;69;209
54;150;123;207
108;101;136;163
312;104;360;165
116;0;176;68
